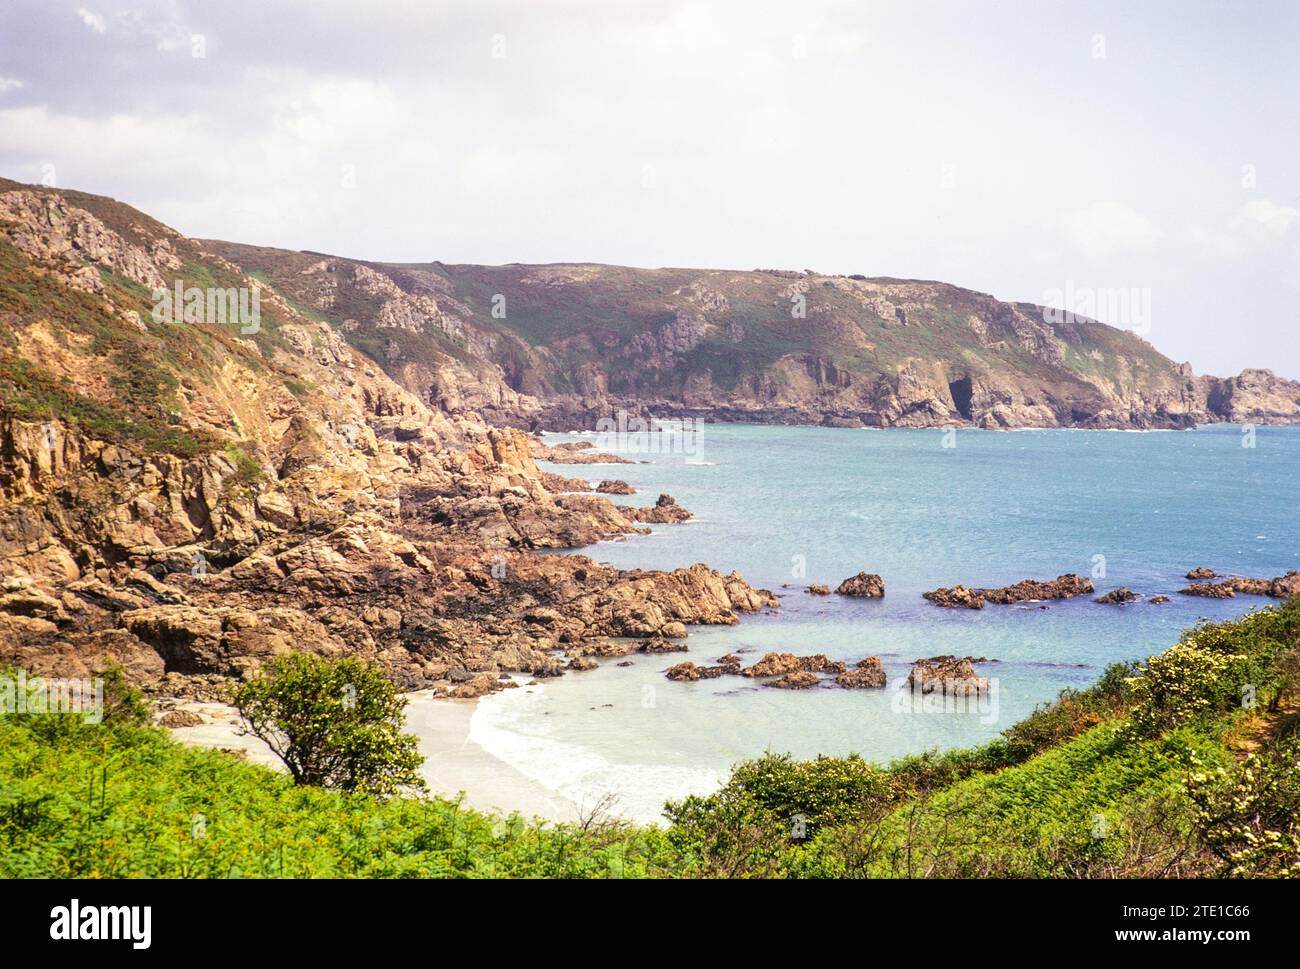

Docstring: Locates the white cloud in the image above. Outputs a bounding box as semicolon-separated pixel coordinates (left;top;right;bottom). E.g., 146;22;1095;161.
1236;198;1299;236
1061;202;1163;258
76;7;107;33
0;77;24;93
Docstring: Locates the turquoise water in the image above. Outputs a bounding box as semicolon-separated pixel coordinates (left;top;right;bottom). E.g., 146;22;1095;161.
468;423;1300;823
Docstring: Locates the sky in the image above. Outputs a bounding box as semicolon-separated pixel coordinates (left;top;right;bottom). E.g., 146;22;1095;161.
0;0;1297;378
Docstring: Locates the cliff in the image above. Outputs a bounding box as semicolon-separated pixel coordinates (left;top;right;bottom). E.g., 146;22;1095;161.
0;180;773;695
205;243;1300;430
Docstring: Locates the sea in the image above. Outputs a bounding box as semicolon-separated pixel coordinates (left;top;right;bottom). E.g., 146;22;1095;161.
455;422;1299;824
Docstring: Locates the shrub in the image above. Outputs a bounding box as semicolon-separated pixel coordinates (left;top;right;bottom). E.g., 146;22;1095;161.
1126;641;1246;738
233;655;425;798
1187;738;1300;878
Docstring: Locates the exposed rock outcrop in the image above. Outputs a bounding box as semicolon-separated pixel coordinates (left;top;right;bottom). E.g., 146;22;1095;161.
835;572;884;598
836;657;886;689
1095;588;1137;604
1179;572;1300;601
924;574;1093;608
766;671;821;689
922;585;986;609
0;182;774;700
740;652;845;678
620;493;693;524
906;656;989;696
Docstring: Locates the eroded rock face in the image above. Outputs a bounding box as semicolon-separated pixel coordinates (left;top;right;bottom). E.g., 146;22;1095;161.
0;187;775;701
835;572;884;597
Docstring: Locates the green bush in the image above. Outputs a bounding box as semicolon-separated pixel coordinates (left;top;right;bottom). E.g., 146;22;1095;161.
1126;641;1246;738
1187;736;1300;878
233;655;425;798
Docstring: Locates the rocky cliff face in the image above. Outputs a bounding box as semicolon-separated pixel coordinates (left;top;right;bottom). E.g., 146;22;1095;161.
0;180;774;696
208;245;1300;430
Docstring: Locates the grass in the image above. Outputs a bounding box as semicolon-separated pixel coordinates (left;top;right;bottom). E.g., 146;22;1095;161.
0;355;218;458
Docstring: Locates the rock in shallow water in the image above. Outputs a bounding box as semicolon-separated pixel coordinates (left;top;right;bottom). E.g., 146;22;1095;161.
1095;588;1137;604
836;657;886;689
835;572;884;597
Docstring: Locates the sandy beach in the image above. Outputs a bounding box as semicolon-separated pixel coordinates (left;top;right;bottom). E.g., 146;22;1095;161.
166;686;583;825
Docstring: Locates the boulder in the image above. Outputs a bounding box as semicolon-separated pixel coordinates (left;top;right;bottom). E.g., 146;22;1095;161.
836;657;886;689
923;584;985;609
1186;567;1217;580
639;637;688;653
907;656;988;696
620;493;693;524
1095;588;1137;604
806;583;831;596
741;652;844;677
450;671;503;699
1270;572;1300;599
977;574;1094;604
1180;582;1236;599
159;709;204;728
835;572;884;598
665;661;730;681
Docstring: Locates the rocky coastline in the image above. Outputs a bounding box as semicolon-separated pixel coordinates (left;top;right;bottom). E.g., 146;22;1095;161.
1;181;1297;716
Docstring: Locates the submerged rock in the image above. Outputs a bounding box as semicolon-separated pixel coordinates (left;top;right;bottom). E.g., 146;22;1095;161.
806;583;831;596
